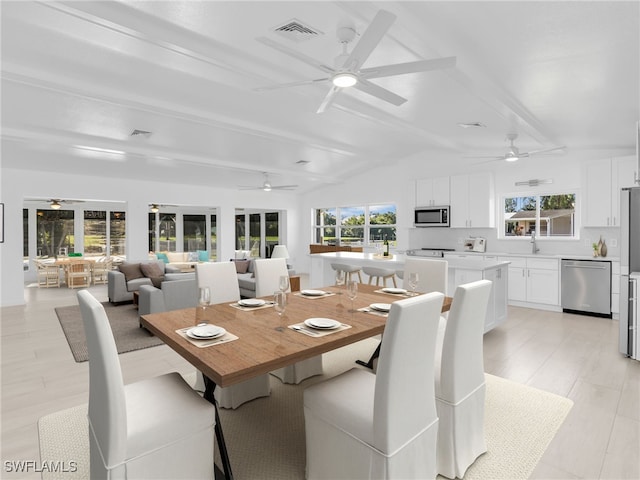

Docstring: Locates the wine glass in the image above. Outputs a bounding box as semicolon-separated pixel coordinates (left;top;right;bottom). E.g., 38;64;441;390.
346;279;358;312
335;270;345;291
197;287;210;324
408;273;419;296
274;291;287;317
278;275;290;293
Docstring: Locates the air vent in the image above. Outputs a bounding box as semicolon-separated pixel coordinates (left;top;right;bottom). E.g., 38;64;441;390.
457;122;486;129
273;19;323;42
130;129;152;138
296;159;310;165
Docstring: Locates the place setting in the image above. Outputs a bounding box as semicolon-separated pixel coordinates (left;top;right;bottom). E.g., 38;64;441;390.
288;317;351;337
176;323;238;347
294;289;336;299
230;298;275;311
358;302;392;317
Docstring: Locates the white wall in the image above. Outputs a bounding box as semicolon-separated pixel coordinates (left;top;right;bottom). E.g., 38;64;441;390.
0;168;299;306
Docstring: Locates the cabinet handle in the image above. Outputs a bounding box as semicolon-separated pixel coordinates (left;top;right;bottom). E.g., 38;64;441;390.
613;216;616;225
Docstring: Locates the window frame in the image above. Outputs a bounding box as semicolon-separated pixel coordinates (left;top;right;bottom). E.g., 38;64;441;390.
313;204;397;247
500;190;579;240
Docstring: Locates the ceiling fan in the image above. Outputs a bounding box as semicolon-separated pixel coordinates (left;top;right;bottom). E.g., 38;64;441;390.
238;173;298;192
473;133;566;163
256;9;456;113
25;198;84;209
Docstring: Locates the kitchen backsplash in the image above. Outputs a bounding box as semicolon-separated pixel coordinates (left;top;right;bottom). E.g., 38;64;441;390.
408;226;620;258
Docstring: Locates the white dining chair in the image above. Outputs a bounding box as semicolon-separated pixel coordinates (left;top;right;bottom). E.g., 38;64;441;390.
77;290;216;479
255;258;324;384
403;257;448;295
304;292;445;479
357;257;449;370
434;279;492;479
196;262;271;409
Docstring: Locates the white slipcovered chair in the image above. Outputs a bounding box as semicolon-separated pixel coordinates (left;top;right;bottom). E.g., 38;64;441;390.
304;292;445;480
255;258;324;384
77;290;216;479
196;262;271;409
357;257;449;370
403;257;448;295
434;279;493;479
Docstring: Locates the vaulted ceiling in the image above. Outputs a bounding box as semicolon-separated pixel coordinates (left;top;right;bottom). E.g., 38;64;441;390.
2;1;638;193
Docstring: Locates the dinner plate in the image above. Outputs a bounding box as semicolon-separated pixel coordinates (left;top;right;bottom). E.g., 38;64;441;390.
382;287;407;294
370;303;391;312
301;289;327;297
186;325;226;340
238;298;266;307
304;318;341;329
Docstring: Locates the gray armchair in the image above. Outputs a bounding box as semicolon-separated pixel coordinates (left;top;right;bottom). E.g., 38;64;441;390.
138;275;198;323
108;260;181;304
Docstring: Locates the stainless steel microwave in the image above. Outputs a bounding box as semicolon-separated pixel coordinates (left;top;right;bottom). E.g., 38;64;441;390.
414;206;450;227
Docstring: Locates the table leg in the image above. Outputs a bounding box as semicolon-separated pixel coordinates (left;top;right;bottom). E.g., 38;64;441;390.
203;375;234;480
355;341;381;370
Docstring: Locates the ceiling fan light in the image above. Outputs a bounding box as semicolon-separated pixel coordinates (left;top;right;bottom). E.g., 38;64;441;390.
50;201;61;210
263;183;272;192
150;204;159;213
332;72;357;88
505;155;519;162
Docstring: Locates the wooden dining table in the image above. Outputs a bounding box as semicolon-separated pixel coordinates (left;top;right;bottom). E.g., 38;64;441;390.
140;284;452;480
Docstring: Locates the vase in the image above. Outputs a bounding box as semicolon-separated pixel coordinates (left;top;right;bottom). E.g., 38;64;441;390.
597;236;603;256
601;239;608;257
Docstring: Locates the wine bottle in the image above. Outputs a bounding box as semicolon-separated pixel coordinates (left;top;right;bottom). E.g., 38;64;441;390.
383;236;389;257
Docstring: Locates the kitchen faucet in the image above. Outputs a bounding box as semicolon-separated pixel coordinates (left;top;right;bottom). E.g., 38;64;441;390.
531;231;540;254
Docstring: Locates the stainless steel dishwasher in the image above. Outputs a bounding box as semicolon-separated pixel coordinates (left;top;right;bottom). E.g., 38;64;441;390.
561;259;611;317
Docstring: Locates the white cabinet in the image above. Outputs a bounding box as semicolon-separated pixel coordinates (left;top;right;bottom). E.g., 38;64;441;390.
450;172;495;228
498;256;560;308
585;156;637;227
416;176;450;207
484;266;508;331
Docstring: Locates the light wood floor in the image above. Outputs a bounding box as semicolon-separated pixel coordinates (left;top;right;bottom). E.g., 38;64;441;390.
1;282;638;479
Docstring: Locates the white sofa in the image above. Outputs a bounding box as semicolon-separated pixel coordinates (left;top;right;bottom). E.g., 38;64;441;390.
107;260;183;304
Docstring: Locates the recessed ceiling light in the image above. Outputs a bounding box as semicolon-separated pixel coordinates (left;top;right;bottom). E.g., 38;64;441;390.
296;160;310;165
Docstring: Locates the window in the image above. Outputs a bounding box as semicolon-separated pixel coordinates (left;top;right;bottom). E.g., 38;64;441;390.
183;214;206;252
209;214;217;261
503;193;576;238
314;204;397;246
37;209;74;257
235;210;282;258
84;210;107;256
110;211;126;257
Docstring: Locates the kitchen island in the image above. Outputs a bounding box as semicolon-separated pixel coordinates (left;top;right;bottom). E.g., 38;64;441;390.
309;252;509;333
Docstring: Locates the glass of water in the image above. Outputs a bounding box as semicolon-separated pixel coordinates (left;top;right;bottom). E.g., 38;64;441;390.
274;291;287;317
408;273;419;296
346;279;358;312
279;275;290;293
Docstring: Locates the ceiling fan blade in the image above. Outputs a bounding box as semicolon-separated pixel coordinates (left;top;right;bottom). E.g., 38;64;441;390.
360;56;457;79
255;77;330;91
353;78;407;106
237;186;263;190
526;145;566;155
271;185;299;190
256;37;335;74
342;9;396;71
317;85;341;113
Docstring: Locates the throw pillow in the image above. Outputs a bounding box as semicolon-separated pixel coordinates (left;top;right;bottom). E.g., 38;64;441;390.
232;259;250;274
197;250;209;262
118;263;144;282
156;252;169;264
149;276;164;288
140;262;164;278
188;251;199;262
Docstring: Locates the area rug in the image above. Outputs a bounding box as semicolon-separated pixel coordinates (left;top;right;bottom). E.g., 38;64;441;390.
38;339;573;480
54;301;163;362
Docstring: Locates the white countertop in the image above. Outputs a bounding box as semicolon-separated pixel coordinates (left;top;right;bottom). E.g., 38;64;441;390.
441;251;620;262
311;252;509;271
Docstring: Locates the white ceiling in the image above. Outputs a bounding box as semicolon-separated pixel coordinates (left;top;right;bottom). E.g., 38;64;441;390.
2;1;639;194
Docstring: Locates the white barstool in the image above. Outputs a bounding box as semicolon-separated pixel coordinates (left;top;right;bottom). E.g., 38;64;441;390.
362;266;397;287
330;263;363;283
